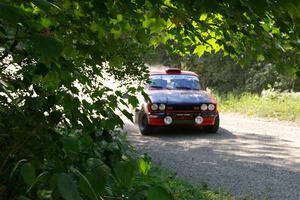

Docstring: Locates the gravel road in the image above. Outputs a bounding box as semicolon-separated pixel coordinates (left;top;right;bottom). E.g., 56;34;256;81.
125;113;300;200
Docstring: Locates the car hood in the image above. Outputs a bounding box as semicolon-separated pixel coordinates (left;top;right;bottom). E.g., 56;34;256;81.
147;90;215;105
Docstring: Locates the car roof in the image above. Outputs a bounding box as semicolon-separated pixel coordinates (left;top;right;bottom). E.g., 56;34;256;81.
149;68;198;77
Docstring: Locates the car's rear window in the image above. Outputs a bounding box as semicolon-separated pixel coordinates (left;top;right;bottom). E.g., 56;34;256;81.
149;74;202;90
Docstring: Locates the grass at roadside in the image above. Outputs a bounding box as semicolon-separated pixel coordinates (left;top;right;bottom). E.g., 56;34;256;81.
214;90;300;123
154;168;233;200
168;177;233;200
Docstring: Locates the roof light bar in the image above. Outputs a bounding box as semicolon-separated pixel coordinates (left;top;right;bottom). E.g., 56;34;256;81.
165;68;181;74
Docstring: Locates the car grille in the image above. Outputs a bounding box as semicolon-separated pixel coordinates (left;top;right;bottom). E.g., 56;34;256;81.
167;105;198;111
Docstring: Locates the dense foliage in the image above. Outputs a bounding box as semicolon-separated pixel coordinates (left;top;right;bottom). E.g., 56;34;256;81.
0;0;165;199
146;49;299;93
0;0;300;199
215;90;300;123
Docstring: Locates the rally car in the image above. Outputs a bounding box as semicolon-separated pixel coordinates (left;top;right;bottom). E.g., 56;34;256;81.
136;68;219;135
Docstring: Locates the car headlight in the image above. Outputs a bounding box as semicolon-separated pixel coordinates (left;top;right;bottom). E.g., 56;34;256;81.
159;104;166;111
151;104;158;111
208;104;215;111
201;104;208;111
195;116;204;124
164;116;172;125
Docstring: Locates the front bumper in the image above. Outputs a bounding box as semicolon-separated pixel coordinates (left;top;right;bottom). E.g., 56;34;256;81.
147;111;217;126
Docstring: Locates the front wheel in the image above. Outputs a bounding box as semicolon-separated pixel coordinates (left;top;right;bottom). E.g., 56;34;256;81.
138;111;154;135
204;113;220;133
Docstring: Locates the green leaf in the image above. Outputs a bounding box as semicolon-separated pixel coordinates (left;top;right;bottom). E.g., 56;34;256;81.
32;0;60;11
80;159;110;196
9;159;27;179
20;163;36;186
193;45;206;57
61;135;79;153
62;0;71;9
57;173;82;200
136;29;147;43
40;18;53;28
113;160;136;189
79;134;93;147
115;90;122;97
200;13;207;21
139;155;151;175
31;33;63;58
109;56;124;69
121;109;133;122
256;54;265;62
0;3;24;25
79;175;96;200
147;186;173;200
71;168;97;200
111;27;122;39
63;94;74;111
141;90;151;103
86;158;106;169
80;172;106;197
32;0;51;11
42;71;60;91
128;95;139;107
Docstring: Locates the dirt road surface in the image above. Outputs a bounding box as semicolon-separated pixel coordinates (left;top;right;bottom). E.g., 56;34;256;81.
125;113;300;200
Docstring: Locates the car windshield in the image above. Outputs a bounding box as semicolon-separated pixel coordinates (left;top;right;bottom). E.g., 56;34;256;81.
148;74;202;90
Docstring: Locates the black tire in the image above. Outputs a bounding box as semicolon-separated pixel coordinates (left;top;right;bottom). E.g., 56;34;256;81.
204;112;220;133
138;111;154;135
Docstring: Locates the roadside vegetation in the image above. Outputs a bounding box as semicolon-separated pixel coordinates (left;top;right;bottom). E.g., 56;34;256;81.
166;174;233;200
215;90;300;123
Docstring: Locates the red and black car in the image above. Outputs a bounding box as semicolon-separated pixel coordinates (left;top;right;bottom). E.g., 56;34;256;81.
136;68;219;135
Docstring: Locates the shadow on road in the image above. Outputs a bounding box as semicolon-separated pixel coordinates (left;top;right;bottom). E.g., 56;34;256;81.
147;126;237;140
125;122;300;200
125;122;236;139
